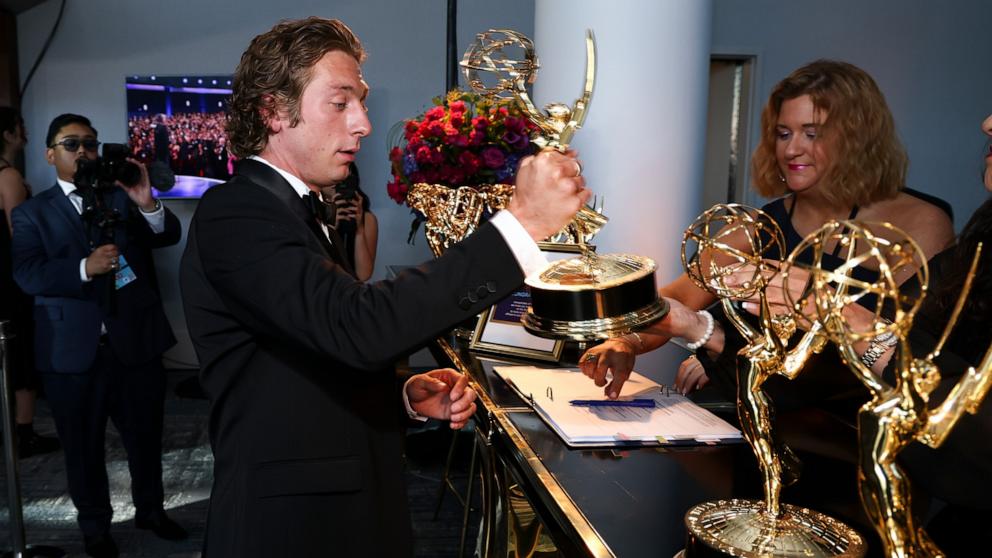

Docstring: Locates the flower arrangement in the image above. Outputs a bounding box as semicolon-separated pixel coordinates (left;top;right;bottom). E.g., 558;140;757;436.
386;90;539;206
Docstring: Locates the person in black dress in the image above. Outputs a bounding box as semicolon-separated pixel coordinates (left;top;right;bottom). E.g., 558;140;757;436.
0;106;61;458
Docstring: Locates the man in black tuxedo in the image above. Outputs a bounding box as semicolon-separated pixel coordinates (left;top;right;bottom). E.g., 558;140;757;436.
12;113;187;558
180;17;588;558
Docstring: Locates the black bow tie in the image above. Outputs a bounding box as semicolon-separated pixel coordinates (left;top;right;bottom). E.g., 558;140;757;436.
303;191;334;225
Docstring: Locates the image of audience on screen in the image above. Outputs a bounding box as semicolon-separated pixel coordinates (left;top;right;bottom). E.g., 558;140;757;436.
126;75;234;198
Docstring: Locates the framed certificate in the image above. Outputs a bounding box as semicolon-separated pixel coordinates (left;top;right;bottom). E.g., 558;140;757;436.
470;243;590;362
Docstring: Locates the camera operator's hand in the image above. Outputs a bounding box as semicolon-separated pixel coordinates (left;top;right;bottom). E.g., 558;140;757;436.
118;158;158;212
85;244;120;278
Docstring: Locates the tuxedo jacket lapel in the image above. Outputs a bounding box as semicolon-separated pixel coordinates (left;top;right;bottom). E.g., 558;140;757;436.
234;159;356;278
44;185;89;253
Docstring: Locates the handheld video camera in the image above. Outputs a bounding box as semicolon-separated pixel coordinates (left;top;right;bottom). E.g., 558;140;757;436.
73;143;142;190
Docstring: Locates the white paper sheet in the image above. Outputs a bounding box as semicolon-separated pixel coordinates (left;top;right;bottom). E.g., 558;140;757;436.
494;365;741;446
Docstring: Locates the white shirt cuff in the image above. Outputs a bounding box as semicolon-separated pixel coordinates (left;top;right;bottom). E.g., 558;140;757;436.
79;258;92;282
488;210;548;278
139;202;166;233
402;375;429;422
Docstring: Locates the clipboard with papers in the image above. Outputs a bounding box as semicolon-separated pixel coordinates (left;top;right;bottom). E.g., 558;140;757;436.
493;365;742;447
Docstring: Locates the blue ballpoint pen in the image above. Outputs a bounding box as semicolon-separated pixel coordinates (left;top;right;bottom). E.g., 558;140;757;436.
569;399;656;408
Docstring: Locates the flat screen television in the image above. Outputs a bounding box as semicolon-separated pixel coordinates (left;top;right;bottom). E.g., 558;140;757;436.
126;75;233;199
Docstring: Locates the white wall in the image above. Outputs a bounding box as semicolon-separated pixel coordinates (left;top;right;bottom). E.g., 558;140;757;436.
712;0;992;227
15;0;534;365
15;1;991;366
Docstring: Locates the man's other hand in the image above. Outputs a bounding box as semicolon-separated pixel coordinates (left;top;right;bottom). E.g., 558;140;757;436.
85;244;120;277
508;149;590;241
406;368;478;429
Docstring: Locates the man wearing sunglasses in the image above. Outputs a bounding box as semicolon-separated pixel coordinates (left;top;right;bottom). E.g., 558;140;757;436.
10;113;184;558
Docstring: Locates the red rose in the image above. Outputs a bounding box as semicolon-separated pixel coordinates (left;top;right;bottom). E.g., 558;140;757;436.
458;151;480;175
389;146;403;163
404;120;420;140
424;121;445;138
415;145;433;164
387;179;405;203
472;116;490;130
449;100;467;114
425;106;445;121
445;133;469;148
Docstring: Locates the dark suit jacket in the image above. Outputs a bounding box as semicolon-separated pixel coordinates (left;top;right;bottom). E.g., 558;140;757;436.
180;159;525;557
11;184;180;373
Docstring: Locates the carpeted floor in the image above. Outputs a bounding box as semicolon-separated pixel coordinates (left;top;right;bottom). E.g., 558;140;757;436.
0;370;480;557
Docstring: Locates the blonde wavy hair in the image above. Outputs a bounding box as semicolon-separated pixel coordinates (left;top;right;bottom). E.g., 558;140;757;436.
751;60;906;207
226;17;366;158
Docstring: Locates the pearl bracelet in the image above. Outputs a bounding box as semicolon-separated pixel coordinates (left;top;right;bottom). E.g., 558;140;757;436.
685;310;715;351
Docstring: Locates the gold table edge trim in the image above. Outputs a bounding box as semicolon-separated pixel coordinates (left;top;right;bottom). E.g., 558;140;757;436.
436;338;617;558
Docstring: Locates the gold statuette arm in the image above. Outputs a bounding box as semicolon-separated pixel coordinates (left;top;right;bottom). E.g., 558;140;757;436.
721;298;759;345
920;341;992;448
927;243;983;361
836;331;888;395
781;321;827;380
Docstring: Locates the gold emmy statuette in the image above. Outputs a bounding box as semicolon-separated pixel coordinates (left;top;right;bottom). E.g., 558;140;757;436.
461;29;667;341
679;204;865;558
794;220;992;558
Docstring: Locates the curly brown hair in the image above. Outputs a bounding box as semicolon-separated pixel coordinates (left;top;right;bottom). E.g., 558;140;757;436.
751;60;906;207
226;17;366;158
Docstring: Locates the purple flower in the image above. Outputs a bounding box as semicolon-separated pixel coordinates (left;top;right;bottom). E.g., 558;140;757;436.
402;153;418;176
496;152;521;182
502;130;530;151
481;147;506;169
504;116;527;134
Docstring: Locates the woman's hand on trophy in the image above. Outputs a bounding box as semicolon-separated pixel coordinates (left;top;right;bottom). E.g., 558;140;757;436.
579;338;637;399
674;355;710;395
509;149;590;241
722;260;810;320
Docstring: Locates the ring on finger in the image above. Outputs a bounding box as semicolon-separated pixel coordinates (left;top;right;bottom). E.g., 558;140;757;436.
584;353;598;363
573;160;582;177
